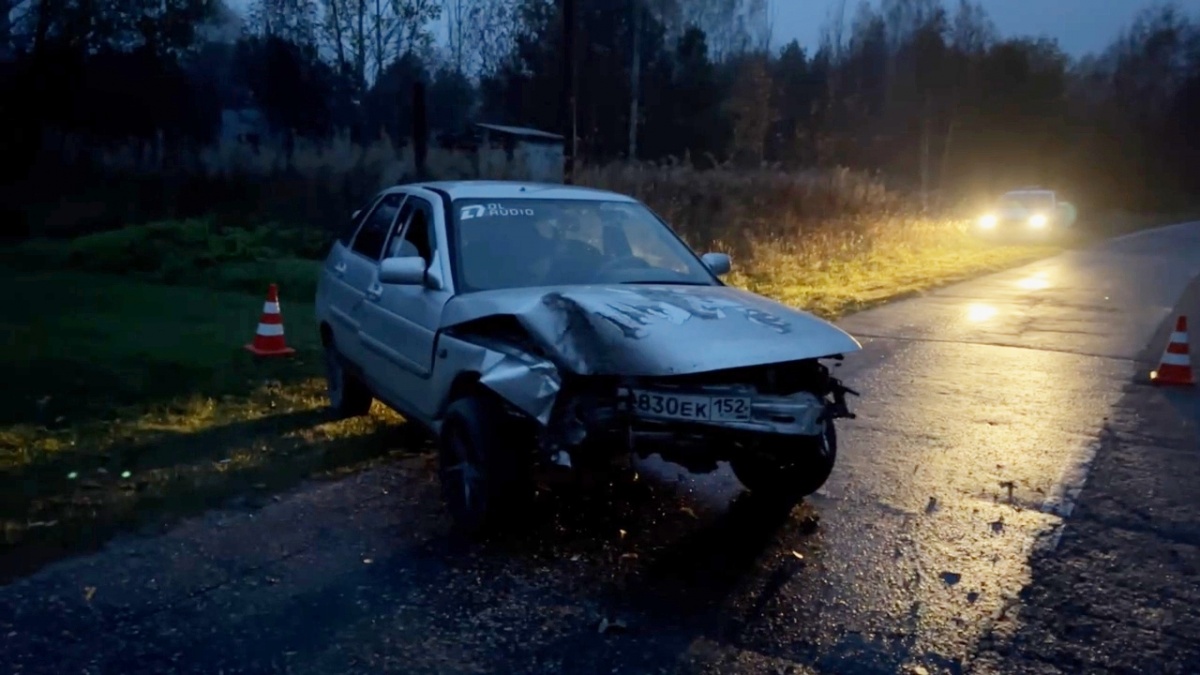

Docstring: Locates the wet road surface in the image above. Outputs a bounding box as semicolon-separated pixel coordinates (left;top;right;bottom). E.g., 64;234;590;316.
973;371;1200;674
3;222;1200;674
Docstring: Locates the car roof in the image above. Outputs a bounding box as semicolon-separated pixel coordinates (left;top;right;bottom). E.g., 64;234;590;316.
386;180;639;203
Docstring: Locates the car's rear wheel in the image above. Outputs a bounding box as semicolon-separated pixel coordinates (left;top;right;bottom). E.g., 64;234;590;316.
438;393;533;536
324;339;373;418
730;422;837;504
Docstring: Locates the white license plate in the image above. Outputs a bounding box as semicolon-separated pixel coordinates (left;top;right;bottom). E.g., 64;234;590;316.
629;390;751;422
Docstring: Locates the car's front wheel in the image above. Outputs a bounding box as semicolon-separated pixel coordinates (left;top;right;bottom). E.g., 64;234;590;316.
438;393;533;536
730;422;837;504
324;339;373;418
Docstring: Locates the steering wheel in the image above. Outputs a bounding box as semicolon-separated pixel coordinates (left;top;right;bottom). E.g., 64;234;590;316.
591;255;652;281
542;239;604;284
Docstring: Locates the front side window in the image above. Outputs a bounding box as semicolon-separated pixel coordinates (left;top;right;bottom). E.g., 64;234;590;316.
451;199;716;292
403;198;436;261
382;200;417;259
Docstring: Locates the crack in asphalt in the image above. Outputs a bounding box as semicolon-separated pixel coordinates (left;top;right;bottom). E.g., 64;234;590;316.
1069;604;1200;645
1070;511;1200;548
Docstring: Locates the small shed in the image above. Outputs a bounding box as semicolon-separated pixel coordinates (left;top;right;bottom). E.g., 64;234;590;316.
474;122;565;184
219;107;276;148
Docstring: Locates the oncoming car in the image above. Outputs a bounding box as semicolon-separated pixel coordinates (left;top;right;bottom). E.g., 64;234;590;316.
315;181;861;533
975;188;1074;239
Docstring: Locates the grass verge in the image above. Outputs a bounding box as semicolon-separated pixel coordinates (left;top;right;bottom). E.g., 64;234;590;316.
0;269;427;581
0;229;1056;580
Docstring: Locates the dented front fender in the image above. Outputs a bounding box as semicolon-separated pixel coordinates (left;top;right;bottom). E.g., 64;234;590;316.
434;333;562;425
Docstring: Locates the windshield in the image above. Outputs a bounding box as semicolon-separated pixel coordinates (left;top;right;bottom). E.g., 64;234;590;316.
451;198;718;292
998;192;1054;211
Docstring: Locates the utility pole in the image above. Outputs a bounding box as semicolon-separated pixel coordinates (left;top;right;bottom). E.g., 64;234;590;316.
411;81;429;181
920;93;931;213
628;0;642;161
561;0;577;184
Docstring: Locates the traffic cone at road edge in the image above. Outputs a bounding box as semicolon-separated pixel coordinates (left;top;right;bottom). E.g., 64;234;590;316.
244;283;297;357
1151;315;1194;386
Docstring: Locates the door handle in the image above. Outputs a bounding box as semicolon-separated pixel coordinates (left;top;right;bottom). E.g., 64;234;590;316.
365;283;383;301
333;262;347;277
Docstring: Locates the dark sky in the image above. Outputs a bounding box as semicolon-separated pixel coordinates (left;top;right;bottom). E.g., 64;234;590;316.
771;0;1200;58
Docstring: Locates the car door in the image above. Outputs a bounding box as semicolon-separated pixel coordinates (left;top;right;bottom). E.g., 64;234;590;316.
357;192;453;417
319;195;378;347
331;191;406;365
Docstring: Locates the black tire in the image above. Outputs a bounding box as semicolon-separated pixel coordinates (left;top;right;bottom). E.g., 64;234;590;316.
324;339;373;418
730;422;837;504
438;394;533;536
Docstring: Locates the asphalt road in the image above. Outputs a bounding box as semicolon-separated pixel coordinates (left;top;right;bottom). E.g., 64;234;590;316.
3;223;1199;675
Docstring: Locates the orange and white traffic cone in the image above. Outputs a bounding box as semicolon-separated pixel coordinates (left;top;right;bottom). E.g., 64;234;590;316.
1151;315;1194;386
244;283;296;357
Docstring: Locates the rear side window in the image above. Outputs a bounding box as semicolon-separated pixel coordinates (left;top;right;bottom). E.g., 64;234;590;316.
340;196;379;246
351;193;404;260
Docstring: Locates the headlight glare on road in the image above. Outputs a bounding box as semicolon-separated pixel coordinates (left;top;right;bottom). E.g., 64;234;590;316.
1028;213;1048;229
978;214;997;229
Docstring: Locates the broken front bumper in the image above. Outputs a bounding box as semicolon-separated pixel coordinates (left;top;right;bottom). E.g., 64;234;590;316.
614;385;830;436
537;379;858;471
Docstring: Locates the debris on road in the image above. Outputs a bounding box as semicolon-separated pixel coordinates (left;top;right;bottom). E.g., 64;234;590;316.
999;480;1016;503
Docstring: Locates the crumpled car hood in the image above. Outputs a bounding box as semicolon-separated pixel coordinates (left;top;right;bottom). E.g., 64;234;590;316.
441;284;862;377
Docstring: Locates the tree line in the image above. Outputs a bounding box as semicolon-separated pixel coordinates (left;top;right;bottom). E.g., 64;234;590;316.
2;0;1200;212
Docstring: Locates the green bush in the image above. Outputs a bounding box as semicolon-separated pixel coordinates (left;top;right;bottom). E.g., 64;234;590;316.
214;258;321;301
66;218;330;271
0;238;70;269
4;218;329;300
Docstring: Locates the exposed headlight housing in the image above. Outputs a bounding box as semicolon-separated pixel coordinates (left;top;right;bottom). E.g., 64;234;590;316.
1028;213;1048;229
978;214;997;229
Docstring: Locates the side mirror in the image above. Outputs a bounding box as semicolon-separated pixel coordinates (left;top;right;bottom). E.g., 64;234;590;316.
379;256;428;285
701;252;732;277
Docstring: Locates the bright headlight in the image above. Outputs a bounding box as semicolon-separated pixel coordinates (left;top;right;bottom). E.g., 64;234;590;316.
1028;214;1048;228
979;214;997;229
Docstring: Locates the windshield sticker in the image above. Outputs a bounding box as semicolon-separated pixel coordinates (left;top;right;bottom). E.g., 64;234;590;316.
460;203;536;220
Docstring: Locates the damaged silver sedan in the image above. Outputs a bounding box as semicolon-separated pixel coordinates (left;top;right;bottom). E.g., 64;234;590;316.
315;181;861;533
